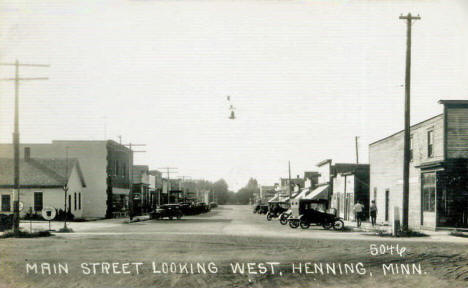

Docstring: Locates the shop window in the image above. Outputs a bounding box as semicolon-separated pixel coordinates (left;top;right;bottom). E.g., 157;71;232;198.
34;192;43;211
74;193;77;210
422;172;436;212
427;130;434;158
1;194;11;212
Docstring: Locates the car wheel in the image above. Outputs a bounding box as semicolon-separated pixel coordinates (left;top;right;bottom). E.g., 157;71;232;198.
333;220;344;231
169;216;173;220
266;213;272;221
177;213;182;220
289;220;299;229
322;222;332;230
300;220;310;229
279;216;288;225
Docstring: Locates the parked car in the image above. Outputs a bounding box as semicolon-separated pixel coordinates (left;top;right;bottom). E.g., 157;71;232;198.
266;201;289;221
209;202;218;209
150;204;183;220
257;204;268;215
288;199;344;230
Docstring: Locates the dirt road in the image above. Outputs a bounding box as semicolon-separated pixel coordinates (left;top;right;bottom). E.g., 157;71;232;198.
1;205;467;287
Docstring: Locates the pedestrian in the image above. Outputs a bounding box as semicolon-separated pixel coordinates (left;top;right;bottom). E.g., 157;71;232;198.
353;201;364;227
370;200;378;227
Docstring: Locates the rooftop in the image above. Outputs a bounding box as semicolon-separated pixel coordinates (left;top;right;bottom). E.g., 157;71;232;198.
0;158;85;188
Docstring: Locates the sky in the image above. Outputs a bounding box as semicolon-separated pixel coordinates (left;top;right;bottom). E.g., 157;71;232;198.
0;0;467;191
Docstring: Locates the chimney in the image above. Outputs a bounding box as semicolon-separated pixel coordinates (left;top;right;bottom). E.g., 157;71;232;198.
24;147;31;161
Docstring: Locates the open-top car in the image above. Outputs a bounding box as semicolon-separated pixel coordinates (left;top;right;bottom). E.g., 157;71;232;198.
288;199;344;230
266;201;290;221
150;204;183;220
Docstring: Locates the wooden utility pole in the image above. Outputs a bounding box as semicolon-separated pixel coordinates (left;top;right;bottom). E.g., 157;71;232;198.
123;143;145;220
288;161;292;200
178;176;191;202
0;60;49;234
399;13;420;232
355;136;359;164
159;167;177;204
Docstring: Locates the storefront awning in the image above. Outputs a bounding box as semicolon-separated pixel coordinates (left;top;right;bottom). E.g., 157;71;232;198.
304;185;329;200
268;195;279;202
293;188;309;200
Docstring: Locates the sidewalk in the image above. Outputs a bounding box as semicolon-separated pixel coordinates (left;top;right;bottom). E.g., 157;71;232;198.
344;219;468;239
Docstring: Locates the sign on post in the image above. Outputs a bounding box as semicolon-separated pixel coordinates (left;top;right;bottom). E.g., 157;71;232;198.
42;207;56;231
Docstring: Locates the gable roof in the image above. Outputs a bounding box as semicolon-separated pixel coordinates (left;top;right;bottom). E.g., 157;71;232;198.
0;158;86;188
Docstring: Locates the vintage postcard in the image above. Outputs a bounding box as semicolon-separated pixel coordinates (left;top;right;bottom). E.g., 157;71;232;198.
0;0;467;287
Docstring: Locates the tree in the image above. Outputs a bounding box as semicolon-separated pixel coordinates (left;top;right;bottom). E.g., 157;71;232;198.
235;178;259;205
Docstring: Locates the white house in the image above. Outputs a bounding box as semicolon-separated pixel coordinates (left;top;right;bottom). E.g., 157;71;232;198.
0;155;86;219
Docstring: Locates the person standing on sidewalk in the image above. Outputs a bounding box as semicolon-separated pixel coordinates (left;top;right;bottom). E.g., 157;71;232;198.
370;200;378;227
353;201;364;227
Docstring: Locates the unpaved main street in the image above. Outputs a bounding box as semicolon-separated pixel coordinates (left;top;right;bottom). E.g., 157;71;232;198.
1;205;467;288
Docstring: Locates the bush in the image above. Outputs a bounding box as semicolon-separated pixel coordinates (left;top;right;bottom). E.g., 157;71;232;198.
23;211;43;221
0;230;51;238
0;214;14;231
54;209;75;221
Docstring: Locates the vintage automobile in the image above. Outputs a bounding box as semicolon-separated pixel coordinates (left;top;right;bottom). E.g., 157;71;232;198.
288;199;344;230
257;204;269;215
266;201;289;221
150;204;183;220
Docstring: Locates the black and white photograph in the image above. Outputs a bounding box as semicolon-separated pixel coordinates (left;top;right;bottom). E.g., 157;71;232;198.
0;0;467;287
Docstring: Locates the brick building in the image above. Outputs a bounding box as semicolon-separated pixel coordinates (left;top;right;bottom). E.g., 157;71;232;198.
369;100;468;229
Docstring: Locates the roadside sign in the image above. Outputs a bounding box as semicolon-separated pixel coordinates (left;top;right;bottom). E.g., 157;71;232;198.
41;207;56;221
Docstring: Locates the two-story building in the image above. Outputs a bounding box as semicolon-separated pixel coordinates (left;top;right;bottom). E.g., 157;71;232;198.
0;140;132;219
369;100;468;230
331;164;370;221
132;165;150;215
307;160;369;216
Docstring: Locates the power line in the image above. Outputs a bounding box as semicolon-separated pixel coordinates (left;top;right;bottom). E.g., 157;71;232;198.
159;167;178;204
0;60;49;235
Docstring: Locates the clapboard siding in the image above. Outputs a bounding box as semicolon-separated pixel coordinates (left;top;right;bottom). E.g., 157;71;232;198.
447;108;468;159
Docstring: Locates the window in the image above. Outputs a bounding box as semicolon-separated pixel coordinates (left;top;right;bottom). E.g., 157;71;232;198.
34;192;43;211
115;160;119;176
74;193;77;210
409;135;413;161
385;189;390;221
427;130;434;158
79;193;81;210
1;195;11;212
422;172;436;212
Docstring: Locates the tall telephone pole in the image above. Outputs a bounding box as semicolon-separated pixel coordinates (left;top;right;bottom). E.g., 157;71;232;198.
355;136;359;164
0;60;49;234
123;143;145;220
159;167;178;204
399;13;420;232
178;176;191;202
288;161;292;200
